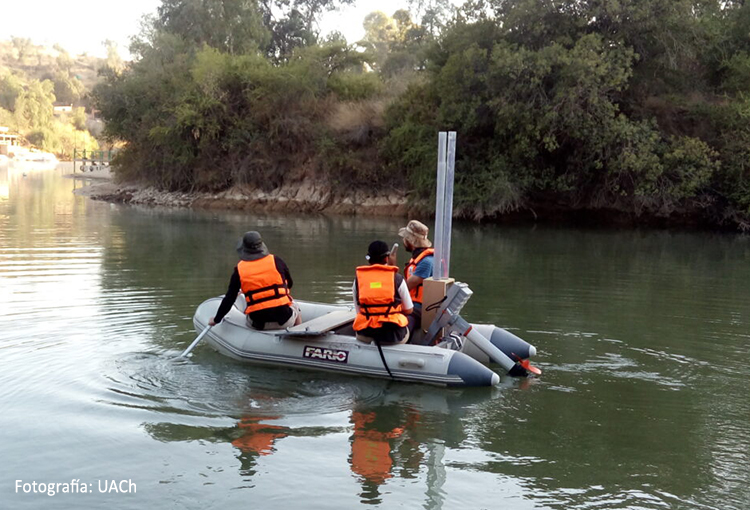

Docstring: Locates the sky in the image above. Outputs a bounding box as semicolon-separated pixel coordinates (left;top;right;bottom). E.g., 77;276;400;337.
2;0;431;59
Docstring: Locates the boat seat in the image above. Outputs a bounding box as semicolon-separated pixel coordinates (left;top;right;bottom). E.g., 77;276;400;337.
284;309;356;337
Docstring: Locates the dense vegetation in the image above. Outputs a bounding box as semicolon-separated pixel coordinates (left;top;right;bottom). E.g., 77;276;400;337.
95;0;750;230
0;39;102;156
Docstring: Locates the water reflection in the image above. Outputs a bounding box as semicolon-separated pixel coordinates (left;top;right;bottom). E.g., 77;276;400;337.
138;373;503;507
233;416;288;457
350;405;423;503
144;414;295;479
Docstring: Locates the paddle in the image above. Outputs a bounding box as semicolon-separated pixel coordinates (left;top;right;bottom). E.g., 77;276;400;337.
177;325;212;359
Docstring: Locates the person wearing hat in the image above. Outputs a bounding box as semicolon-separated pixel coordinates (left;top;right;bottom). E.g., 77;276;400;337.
209;231;301;330
392;220;434;332
352;240;413;345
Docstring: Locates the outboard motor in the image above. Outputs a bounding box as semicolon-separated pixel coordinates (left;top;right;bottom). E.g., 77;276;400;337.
423;282;541;377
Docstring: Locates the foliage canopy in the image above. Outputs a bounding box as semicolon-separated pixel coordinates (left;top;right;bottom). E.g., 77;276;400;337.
94;0;750;230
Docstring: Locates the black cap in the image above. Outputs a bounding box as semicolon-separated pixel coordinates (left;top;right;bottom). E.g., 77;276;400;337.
366;240;390;263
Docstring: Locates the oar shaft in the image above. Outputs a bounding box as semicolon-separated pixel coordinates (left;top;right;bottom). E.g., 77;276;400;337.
179;325;212;358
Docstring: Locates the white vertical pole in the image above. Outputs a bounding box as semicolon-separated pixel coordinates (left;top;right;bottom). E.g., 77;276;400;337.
434;132;448;280
442;132;456;279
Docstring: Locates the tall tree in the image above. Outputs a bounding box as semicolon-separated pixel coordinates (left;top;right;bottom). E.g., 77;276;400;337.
259;0;356;60
155;0;270;54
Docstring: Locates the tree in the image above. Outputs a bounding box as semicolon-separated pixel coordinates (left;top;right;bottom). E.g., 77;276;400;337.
265;8;317;61
359;9;430;76
11;36;32;63
54;44;73;72
154;0;270;54
14;79;56;130
407;0;454;37
0;70;25;111
103;40;124;74
260;0;356;60
360;11;398;68
260;0;356;35
52;71;85;104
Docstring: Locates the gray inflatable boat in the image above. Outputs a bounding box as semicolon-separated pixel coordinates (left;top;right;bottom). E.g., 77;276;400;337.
193;283;540;387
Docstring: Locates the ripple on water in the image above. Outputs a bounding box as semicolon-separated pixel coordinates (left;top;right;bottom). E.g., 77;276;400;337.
537;329;692;390
99;351;393;421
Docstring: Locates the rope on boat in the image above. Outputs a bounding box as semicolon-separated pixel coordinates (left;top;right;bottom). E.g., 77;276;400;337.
374;340;395;380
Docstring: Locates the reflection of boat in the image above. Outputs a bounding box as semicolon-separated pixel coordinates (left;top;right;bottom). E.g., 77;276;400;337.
193;287;538;387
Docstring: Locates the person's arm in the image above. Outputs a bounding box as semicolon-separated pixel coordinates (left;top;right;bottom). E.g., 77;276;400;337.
398;279;413;315
210;268;241;325
275;256;293;289
406;274;424;291
352;280;360;313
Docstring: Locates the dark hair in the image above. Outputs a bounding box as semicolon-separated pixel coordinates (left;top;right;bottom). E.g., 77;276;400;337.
367;240;390;264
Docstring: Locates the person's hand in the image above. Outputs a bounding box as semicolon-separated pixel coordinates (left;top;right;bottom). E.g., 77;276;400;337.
387;243;398;266
209;317;217;326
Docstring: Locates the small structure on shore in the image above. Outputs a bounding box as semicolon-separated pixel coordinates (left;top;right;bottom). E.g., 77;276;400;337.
0;126;20;157
74;149;115;173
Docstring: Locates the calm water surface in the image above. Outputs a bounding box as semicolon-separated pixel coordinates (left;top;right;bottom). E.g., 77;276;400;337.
1;163;749;509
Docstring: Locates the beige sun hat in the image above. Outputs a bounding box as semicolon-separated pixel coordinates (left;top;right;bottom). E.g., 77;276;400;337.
398;220;432;248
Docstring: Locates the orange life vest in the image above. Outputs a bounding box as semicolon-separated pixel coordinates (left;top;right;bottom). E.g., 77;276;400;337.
404;248;434;304
353;265;408;331
237;255;292;313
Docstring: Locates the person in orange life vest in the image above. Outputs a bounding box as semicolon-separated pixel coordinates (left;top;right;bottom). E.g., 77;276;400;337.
210;231;301;330
353;240;413;345
388;220;433;334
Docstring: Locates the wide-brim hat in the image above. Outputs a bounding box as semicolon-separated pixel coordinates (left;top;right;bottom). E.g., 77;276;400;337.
398;220;432;248
236;231;269;261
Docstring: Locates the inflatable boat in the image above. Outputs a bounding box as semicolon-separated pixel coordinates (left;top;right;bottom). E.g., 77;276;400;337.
192;282;540;387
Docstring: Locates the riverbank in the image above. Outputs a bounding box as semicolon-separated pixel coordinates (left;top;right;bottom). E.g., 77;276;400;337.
71;174;411;216
69;171;750;231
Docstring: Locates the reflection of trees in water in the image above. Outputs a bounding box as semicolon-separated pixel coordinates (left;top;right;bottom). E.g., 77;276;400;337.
1;163;104;251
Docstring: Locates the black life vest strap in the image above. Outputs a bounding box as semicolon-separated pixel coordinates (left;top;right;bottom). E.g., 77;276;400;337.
246;283;288;305
359;302;397;318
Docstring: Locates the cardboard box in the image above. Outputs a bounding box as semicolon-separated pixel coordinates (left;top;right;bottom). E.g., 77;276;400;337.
421;277;454;333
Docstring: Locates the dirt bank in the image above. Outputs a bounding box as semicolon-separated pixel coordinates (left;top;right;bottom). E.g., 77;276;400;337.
73;177;413;216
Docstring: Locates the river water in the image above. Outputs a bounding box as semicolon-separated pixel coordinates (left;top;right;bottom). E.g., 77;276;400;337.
1;162;749;509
